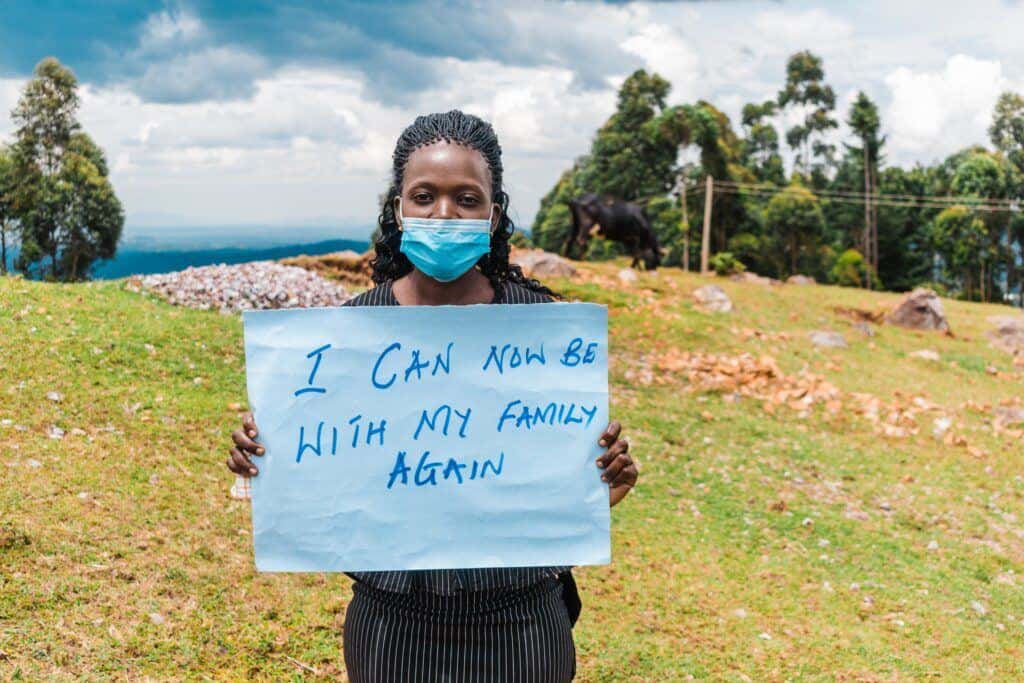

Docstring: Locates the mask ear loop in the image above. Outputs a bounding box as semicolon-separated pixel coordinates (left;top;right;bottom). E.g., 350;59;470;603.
395;197;404;232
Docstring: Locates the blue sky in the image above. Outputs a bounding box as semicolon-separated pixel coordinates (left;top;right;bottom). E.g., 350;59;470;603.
1;1;1022;234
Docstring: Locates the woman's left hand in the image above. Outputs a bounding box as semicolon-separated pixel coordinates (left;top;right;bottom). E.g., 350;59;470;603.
597;420;638;508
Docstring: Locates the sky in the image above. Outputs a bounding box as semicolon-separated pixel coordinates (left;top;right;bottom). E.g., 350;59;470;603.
1;0;1022;237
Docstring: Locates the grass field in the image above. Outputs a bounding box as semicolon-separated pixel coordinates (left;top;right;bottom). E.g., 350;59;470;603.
2;264;1023;681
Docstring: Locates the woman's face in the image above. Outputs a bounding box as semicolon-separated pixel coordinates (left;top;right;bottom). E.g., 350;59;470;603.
396;141;497;226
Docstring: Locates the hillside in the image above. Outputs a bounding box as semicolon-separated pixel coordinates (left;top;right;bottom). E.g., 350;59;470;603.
2;265;1023;681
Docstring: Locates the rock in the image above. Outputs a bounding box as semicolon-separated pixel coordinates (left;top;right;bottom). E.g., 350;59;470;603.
510;248;577;279
995;406;1024;428
692;284;732;313
47;426;65;440
986;315;1024;356
808;331;848;348
617;268;639;284
927;540;940;551
46;391;62;402
138;262;351;312
932;416;952;438
729;271;780;286
786;275;816;285
851;321;875;337
886;288;950;332
909;349;940;362
148;612;166;626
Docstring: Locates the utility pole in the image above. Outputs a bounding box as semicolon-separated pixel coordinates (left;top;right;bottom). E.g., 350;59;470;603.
701;175;713;275
678;175;689;272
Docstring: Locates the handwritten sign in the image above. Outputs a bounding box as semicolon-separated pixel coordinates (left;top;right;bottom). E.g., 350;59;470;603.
242;303;610;572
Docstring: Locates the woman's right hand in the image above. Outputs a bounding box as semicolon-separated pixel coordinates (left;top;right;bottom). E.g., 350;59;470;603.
227;411;264;477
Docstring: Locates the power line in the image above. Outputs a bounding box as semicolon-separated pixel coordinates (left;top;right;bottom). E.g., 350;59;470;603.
713;178;1021;208
711;183;1021;213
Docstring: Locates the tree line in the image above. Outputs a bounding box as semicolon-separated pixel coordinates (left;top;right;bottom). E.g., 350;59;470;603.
0;58;123;281
531;51;1024;305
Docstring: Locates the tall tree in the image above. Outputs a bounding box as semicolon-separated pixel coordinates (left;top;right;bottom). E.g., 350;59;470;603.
0;147;15;274
846;91;885;280
740;100;785;185
10;57;123;280
777;51;838;184
533;70;692;262
989;91;1024;174
762;183;826;277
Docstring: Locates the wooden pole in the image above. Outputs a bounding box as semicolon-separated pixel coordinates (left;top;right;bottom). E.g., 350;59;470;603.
700;175;713;275
679;176;689;272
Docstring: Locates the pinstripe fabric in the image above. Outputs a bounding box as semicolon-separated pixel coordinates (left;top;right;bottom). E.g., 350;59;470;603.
343;577;576;683
342;279;570;596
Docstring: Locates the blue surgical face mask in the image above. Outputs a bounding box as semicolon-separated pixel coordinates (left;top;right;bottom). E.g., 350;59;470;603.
397;199;494;283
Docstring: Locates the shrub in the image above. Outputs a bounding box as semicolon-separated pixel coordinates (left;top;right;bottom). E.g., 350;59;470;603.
709;251;746;276
830;249;882;289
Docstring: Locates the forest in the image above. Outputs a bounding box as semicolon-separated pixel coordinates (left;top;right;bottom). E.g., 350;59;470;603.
531;51;1024;305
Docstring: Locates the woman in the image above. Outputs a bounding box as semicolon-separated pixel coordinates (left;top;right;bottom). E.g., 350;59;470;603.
227;110;639;682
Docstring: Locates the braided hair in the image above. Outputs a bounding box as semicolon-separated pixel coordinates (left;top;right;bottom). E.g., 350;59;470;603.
371;110;556;298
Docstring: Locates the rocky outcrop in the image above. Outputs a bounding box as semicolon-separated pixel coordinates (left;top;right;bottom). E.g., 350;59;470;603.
886;288;950;333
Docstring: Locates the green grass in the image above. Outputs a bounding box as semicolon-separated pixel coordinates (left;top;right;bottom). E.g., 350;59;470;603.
2;265;1023;681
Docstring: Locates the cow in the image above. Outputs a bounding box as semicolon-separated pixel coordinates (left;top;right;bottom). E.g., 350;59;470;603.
565;193;661;270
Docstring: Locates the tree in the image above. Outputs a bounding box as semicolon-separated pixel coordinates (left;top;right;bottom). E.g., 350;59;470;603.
989;91;1024;174
777;51;838;183
533;70;693;262
874;166;934;291
0;147;16;274
9;57;123;280
740;100;785;185
846;92;885;279
931;205;991;301
948;151;1015;302
762;183;826;277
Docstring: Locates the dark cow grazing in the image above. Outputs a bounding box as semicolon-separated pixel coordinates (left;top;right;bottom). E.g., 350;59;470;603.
565;193;661;270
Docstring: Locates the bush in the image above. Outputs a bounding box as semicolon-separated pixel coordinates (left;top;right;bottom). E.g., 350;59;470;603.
709;252;746;276
830;249;882;289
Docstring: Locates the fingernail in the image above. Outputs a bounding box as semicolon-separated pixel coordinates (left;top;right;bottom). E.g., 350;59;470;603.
601;475;608;482
249;468;257;475
256;447;264;455
599;440;608;446
248;430;256;438
597;461;605;468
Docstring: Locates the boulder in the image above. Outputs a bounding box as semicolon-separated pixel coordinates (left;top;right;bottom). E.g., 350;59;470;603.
886;288;950;333
808;330;848;349
730;271;781;286
786;275;816;286
511;248;577;279
986;315;1024;356
693;284;732;313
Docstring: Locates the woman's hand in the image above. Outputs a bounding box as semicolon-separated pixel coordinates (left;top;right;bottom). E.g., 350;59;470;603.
597;420;638;507
227;412;264;477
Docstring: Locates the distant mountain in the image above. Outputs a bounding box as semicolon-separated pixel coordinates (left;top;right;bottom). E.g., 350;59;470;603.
3;237;371;280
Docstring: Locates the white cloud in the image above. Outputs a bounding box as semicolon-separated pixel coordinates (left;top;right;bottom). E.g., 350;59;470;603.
140;9;204;47
884;54;1009;158
620;23;700;104
753;9;853;50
